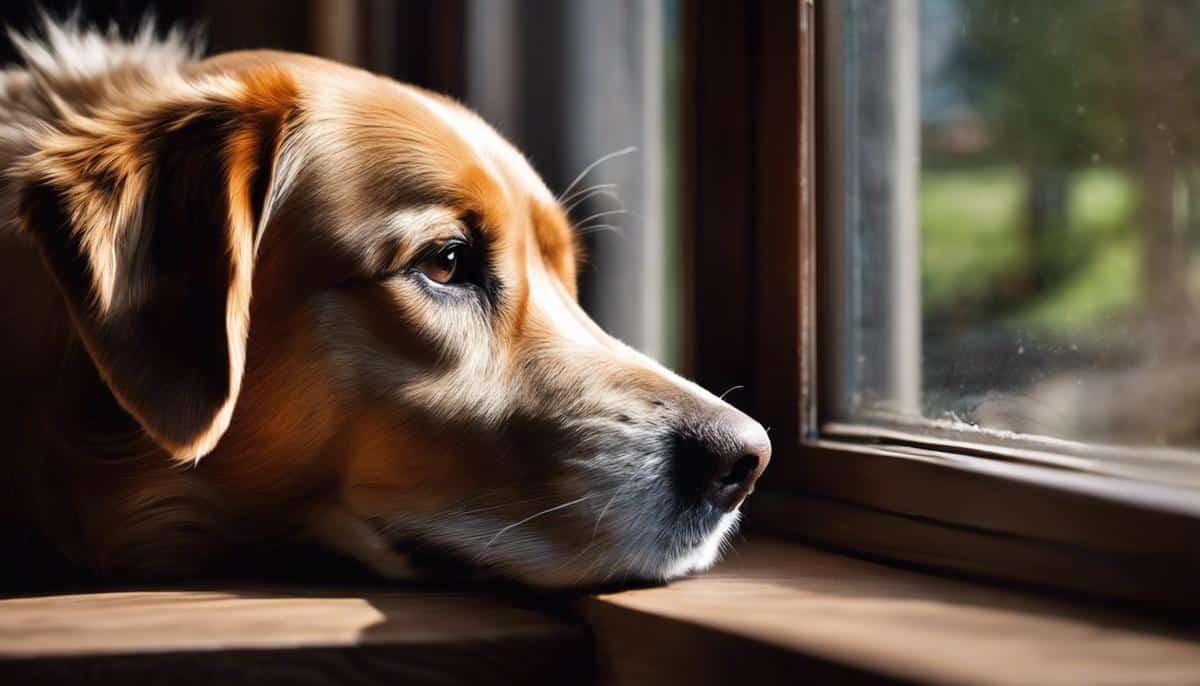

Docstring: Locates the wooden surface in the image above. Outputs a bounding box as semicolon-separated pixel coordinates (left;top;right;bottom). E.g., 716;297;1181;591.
681;0;754;399
585;538;1200;685
0;585;591;685
4;540;1199;685
753;439;1200;611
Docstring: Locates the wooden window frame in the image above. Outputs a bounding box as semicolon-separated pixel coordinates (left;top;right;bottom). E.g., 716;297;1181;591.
683;0;1200;613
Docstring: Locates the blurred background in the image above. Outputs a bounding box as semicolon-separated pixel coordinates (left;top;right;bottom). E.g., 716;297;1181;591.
833;0;1200;484
0;0;684;368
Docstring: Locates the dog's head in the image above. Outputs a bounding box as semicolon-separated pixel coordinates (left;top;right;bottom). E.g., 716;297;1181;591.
16;50;769;586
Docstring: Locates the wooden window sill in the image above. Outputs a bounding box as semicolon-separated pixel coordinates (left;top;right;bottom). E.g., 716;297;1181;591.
3;539;1199;685
585;539;1200;685
0;585;590;684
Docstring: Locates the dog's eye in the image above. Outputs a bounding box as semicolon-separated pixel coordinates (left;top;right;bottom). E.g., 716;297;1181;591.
417;242;465;285
404;237;493;302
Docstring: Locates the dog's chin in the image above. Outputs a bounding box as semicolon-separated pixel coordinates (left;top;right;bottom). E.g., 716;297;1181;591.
495;508;743;590
386;507;742;590
655;509;741;580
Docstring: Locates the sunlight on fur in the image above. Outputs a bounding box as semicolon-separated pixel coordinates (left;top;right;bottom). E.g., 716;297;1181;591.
0;16;770;588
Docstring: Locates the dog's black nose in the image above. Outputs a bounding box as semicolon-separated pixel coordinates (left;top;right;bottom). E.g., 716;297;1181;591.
671;411;772;511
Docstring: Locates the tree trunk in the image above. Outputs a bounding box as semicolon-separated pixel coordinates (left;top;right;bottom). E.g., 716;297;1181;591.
1023;162;1069;294
1138;1;1190;362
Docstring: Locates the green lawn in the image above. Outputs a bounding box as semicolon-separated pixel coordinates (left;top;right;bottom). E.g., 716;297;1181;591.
921;165;1141;335
921;167;1025;313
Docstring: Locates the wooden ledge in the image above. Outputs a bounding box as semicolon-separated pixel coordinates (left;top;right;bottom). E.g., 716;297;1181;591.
4;541;1199;685
0;586;590;685
583;539;1200;685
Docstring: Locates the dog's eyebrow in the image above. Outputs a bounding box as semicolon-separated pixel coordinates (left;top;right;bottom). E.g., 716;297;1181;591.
366;206;465;270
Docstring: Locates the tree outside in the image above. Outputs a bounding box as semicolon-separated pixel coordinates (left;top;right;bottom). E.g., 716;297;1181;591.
913;0;1200;453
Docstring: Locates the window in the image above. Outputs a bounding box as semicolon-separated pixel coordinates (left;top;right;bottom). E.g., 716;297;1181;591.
686;0;1200;610
829;0;1200;486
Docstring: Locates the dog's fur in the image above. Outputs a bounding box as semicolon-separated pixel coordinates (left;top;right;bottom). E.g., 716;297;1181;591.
0;19;769;587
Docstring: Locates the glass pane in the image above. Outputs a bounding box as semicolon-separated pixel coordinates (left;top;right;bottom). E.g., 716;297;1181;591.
832;0;1200;476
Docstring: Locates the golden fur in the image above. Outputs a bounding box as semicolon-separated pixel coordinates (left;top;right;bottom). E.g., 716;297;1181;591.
0;20;770;587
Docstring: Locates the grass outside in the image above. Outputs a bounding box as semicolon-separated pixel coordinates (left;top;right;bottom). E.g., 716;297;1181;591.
921;165;1141;335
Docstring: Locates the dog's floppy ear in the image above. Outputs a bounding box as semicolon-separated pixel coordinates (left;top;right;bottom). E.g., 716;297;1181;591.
15;68;297;463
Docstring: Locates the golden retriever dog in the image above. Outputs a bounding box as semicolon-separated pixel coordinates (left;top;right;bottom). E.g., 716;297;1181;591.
0;19;770;587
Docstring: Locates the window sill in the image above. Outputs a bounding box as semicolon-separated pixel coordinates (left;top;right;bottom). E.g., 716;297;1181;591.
0;584;590;684
583;538;1200;685
3;539;1198;685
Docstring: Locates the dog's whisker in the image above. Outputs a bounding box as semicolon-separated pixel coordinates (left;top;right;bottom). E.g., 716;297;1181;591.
555;473;644;575
451;499;548;518
564;188;623;215
577;223;624;237
590;462;653;544
556;146;637;202
573;208;628;228
590;493;623;543
718;384;745;401
561;182;619;208
480;495;592;553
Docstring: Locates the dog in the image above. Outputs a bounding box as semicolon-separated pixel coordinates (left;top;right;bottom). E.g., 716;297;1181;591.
0;19;770;588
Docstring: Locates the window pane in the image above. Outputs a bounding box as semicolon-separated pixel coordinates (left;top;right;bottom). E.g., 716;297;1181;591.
831;0;1200;475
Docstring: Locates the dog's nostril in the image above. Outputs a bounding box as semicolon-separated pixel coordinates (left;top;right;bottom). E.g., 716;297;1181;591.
718;455;759;486
667;413;772;512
